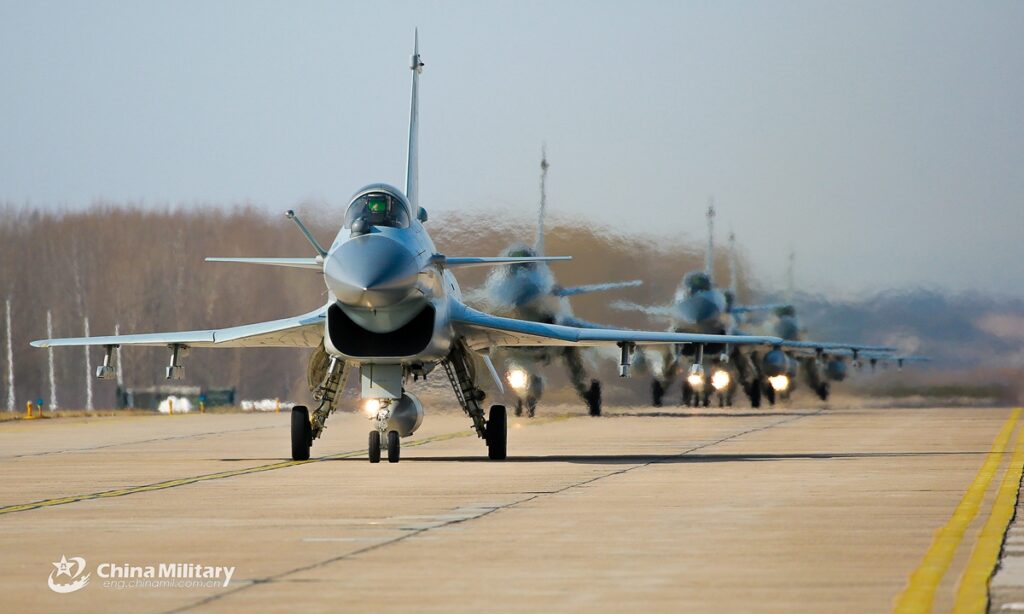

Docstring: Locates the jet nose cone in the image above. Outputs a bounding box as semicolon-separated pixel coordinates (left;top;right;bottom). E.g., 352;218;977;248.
325;235;421;308
679;292;723;324
776;317;800;340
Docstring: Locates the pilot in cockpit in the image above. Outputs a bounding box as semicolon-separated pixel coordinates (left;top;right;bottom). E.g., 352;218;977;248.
345;189;411;231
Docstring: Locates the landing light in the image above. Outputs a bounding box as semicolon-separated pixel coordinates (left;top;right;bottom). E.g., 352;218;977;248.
768;375;790;392
506;368;529;392
711;370;731;391
363;398;382;417
686;365;705;390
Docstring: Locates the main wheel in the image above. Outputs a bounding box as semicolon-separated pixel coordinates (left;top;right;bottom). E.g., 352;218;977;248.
817;382;830;401
765;384;776;406
486;405;507;460
514;399;523;417
586;380;602;417
368;431;381;463
651;379;664;407
748;382;762;408
291;406;311;461
681;381;693;407
387;430;400;463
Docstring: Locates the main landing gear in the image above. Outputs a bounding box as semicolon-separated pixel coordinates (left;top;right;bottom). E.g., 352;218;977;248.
443;342;509;461
291;348;349;461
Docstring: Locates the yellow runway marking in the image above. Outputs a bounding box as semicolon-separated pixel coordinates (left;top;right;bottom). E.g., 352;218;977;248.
0;414;574;517
953;411;1024;613
893;407;1022;613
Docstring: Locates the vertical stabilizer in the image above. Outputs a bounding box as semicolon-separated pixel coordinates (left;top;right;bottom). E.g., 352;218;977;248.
728;230;738;296
535;145;549;255
405;29;424;212
786;250;796;302
705;198;716;284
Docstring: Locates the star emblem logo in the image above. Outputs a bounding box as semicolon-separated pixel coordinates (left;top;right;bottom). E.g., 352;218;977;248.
48;555;89;593
53;555;74;577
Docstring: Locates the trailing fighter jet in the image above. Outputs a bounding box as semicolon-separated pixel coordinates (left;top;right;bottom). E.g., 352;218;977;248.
613;203;777;407
32;32;781;463
742;252;909;403
615;205;894;408
470;148;641;417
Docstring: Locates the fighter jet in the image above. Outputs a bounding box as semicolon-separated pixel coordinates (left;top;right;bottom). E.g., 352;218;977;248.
742;252;907;403
614;203;778;407
470;148;642;417
615;205;894;408
32;32;781;463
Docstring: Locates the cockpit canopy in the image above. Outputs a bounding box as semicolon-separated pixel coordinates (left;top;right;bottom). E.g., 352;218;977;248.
503;244;538;271
683;271;712;295
344;184;412;230
776;305;797;318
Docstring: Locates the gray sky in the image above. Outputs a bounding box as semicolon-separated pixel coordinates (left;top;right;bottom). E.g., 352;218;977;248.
2;1;1023;297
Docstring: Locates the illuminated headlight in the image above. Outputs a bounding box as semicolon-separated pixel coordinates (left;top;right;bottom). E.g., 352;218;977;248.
768;375;789;392
711;369;731;391
506;368;529;392
686;373;705;390
363;398;382;417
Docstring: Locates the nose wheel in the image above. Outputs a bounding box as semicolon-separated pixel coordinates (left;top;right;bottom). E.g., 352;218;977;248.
368;429;401;463
387;430;401;463
368;431;381;463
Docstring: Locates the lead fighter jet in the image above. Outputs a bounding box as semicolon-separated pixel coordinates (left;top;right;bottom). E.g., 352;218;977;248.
32;32;780;463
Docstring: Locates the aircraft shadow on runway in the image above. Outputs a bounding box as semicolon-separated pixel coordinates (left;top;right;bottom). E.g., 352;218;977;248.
608;411;814;418
213;450;986;465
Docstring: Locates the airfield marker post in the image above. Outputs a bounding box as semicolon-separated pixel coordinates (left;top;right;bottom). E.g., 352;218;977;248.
276;399;280;413
25;401;32;419
168;398;173;416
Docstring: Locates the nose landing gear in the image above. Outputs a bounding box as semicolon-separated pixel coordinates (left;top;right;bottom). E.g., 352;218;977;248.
367;426;401;463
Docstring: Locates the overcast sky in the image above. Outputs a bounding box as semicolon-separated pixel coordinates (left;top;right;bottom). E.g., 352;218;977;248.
2;1;1023;298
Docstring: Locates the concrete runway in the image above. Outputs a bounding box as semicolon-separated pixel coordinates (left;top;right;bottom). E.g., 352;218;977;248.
0;403;1021;613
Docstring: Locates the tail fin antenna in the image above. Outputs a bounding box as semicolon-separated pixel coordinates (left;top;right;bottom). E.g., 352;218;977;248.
405;29;424;213
705;198;716;283
535;144;549;255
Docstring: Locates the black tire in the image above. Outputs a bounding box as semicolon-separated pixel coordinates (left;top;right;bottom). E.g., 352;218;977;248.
291;406;311;461
368;431;381;463
586;380;602;417
514;400;523;417
765;384;776;406
702;392;711;408
387;431;400;463
486;405;507;460
651;379;664;407
681;381;693;407
748;382;762;408
526;396;537;418
719;394;725;408
817;382;830;402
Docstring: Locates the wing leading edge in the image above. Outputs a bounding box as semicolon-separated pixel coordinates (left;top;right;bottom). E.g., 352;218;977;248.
451;301;781;351
30;307;326;349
